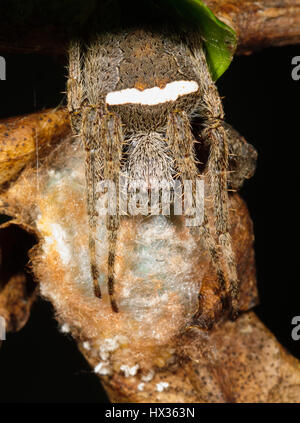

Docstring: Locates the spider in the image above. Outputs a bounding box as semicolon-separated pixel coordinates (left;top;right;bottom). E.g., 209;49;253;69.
67;25;257;319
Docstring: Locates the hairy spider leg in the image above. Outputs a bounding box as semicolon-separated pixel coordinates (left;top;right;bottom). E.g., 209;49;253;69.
82;106;104;300
166;111;228;317
68;39;124;312
190;40;239;318
100;113;123;312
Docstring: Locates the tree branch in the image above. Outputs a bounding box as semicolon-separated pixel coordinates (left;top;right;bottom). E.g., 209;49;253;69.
0;1;300;55
0;108;70;187
1;0;300;403
1;128;300;402
206;0;300;53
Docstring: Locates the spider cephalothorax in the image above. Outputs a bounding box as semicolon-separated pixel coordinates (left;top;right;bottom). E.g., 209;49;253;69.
67;25;256;320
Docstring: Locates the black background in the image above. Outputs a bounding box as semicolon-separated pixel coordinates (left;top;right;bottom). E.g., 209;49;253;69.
0;29;300;402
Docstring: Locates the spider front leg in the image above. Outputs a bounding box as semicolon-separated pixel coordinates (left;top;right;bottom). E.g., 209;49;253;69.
182;36;244;318
81;107;103;300
199;92;239;318
166;110;228;314
100;112;123;313
206;122;239;317
82;109;122;312
68;39;123;312
68;41;104;301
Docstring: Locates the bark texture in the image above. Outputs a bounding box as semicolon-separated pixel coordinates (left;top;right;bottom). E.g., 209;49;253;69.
1;110;300;402
1;0;300;55
206;0;300;53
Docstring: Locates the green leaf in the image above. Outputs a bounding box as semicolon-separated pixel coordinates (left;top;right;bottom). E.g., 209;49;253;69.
161;0;237;80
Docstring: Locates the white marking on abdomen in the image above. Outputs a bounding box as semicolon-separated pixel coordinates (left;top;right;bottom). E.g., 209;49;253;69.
106;80;199;106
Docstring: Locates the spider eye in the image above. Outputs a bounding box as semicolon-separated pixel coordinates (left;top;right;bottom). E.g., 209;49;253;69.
105;80;199;106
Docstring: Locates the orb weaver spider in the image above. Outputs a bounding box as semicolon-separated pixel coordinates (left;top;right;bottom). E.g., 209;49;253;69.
67;24;257;319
